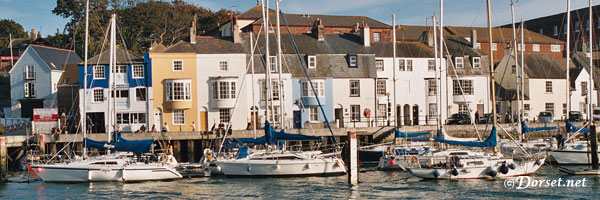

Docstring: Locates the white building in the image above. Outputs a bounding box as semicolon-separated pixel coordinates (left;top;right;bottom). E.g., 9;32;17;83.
10;45;82;118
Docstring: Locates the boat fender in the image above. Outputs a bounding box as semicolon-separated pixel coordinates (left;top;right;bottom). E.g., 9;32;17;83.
450;168;459;176
487;168;498;177
535;159;543;166
462;168;471;173
247;166;252;172
389;159;395;166
433;170;441;178
145;159;149;164
499;164;509;174
509;163;517;170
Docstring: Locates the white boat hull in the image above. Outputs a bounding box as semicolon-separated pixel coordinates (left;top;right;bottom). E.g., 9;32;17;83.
217;158;346;176
408;158;544;179
550;150;600;165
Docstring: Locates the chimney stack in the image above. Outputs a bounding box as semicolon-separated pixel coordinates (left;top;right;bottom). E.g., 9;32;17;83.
233;16;241;43
190;14;197;44
425;28;434;47
312;18;324;41
471;29;477;49
37;31;42;39
360;22;370;47
56;28;60;36
29;29;36;41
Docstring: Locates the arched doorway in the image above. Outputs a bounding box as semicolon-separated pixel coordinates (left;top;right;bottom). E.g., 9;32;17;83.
154;108;162;130
403;104;411;126
412;104;419;125
334;104;344;128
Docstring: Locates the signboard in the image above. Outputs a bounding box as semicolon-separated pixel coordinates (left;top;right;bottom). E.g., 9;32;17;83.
33;108;59;121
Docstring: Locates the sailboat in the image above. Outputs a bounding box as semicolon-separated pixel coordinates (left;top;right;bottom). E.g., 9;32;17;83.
214;1;346;177
29;8;181;182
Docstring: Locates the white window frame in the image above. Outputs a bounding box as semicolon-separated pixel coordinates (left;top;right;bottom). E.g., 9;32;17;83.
93;65;105;79
376;79;386;96
165;79;192;101
551;45;560;52
398;59;405;71
309;107;319;122
453;80;474;95
219;109;231;123
472;57;481;68
112;65;127;73
219;61;228;71
349;55;358;67
532;44;540;52
308;56;317;69
377;104;387;119
93;88;104;103
545;103;554;115
546;81;553;93
112;89;129;99
458;104;469;114
455;57;464;68
259;80;281;100
582;81;588;96
24;82;36;97
475;43;481;49
269;56;277;72
428;103;437;119
172;60;183;72
428;60;435;71
428;79;437;96
491;43;497;51
135;88;146;101
350;105;360;122
553;25;558;36
25;65;35;80
406;60;413;71
373;32;381;42
301;80;324;97
517;44;523;51
376;59;384;71
173;109;185;125
349;80;360;97
132;64;144;78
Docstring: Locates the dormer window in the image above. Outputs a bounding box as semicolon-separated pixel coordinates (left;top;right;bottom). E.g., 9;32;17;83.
308;56;317;69
349;55;358;68
172;60;183;72
399;59;405;71
219;61;228;71
472;57;481;68
406;60;413;71
93;65;105;79
269;56;277;72
373;32;381;42
132;65;144;78
455;57;464;68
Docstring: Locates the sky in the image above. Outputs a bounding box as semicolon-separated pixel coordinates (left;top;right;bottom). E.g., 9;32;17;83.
1;0;600;38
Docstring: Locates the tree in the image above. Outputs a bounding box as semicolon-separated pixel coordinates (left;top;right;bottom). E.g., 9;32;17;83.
0;19;28;54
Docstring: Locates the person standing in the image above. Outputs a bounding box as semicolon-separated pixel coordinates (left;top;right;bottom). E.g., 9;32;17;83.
191;121;196;132
162;122;169;132
151;124;157;132
474;111;480;124
86;115;94;134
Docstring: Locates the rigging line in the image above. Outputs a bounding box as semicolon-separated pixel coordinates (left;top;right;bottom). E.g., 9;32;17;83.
280;10;338;146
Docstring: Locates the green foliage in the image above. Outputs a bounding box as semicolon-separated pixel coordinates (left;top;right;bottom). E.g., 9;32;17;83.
51;0;231;57
0;19;28;54
0;76;10;107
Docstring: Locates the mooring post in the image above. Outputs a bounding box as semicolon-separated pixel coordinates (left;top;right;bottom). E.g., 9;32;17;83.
345;131;358;185
39;134;46;155
590;125;598;170
0;138;7;182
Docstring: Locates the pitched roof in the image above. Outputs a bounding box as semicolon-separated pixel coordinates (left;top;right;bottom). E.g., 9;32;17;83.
58;64;79;86
395;25;429;41
242;6;389;29
248;54;376;79
243;33;373;55
444;35;486;57
162;37;244;54
372;42;434;58
87;46;143;64
30;45;82;70
523;53;565;79
444;26;564;44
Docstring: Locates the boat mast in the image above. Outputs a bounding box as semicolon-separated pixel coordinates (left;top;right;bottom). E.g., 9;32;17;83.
261;0;271;124
439;0;444;130
82;0;89;158
392;14;398;128
510;0;522;141
276;0;284;129
519;20;525;125
588;0;594;125
566;0;571;122
433;15;440;131
109;14;116;151
486;0;497;129
251;32;257;138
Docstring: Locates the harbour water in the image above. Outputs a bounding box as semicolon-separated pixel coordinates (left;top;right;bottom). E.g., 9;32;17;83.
1;166;599;199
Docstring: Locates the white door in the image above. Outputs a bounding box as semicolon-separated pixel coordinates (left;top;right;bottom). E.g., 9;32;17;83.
154;108;162;129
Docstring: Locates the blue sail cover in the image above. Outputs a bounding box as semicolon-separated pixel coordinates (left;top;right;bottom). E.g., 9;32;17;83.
85;132;154;153
522;121;557;134
566;120;590;133
239;121;322;145
395;129;430;138
434;127;497;147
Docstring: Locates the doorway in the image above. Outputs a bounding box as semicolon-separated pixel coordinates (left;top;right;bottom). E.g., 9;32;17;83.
396;105;401;127
403;104;411;126
335;108;344;128
20;100;43;118
412;105;419;125
293;111;301;129
88;112;105;133
154;108;162;130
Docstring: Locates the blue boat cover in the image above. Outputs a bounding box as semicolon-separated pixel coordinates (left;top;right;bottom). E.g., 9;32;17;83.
434;127;497;147
239;121;322;145
565;120;590;133
395;129;431;138
237;146;249;159
85;132;154;153
406;137;431;142
522;121;557;134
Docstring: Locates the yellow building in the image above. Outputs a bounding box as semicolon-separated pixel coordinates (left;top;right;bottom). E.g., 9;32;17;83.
148;42;201;132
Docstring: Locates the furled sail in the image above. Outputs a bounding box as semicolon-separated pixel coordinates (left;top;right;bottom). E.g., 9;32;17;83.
85;132;154;153
395;129;430;138
434;127;497;147
565;120;589;133
522;121;557;134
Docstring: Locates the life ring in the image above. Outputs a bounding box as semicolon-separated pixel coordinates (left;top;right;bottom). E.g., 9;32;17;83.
363;108;372;118
407;155;419;166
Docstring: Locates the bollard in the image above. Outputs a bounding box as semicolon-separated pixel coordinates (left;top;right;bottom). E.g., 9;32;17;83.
0;138;7;182
345;131;358;185
39;134;46;155
590;125;599;170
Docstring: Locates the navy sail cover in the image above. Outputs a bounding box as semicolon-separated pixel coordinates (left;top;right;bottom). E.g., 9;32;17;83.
434;127;497;147
395;129;430;138
566;120;589;133
86;132;154;153
522;121;557;134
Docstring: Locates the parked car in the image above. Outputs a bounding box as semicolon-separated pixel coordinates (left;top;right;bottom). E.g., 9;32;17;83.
594;107;600;121
447;113;471;125
538;111;553;123
478;113;500;124
568;111;583;122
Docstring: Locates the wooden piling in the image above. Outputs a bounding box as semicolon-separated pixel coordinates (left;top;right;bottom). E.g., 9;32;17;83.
173;141;181;162
590;125;598;169
345;131;358;185
0;138;7;182
187;140;195;163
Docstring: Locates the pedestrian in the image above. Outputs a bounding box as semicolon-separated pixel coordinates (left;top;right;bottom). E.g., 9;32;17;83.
86;115;94;134
162;122;169;132
191;121;196;132
227;125;233;136
474;111;480;124
151;124;157;132
139;124;147;133
505;112;510;123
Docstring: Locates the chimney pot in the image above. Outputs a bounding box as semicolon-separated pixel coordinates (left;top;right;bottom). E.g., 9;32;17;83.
360;23;370;47
471;29;477;48
190;14;197;44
